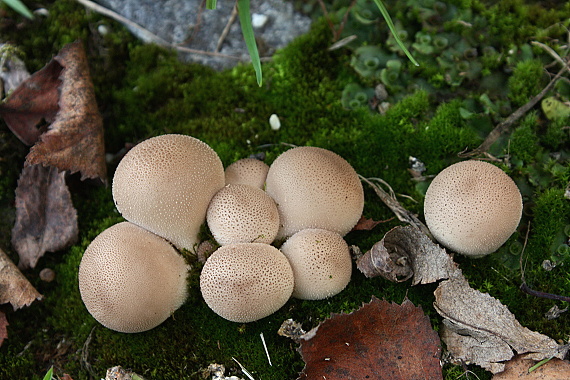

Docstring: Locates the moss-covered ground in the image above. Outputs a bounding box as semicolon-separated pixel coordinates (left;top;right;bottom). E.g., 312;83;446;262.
0;0;569;379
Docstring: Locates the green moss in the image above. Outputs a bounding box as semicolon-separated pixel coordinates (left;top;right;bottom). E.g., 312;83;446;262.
509;112;540;164
508;59;548;108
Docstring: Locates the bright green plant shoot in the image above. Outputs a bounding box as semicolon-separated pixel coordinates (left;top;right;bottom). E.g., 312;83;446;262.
2;0;34;19
42;366;54;380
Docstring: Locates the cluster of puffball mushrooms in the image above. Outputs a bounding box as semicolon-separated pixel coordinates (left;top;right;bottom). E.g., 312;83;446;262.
78;134;522;333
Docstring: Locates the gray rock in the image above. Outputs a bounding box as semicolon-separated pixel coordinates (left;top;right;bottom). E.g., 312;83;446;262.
95;0;312;70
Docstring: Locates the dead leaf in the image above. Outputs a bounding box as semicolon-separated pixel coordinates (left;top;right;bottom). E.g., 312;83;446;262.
0;311;7;347
0;56;61;145
434;273;567;374
26;41;107;182
351;216;388;231
0;247;42;309
298;296;442;380
12;164;78;269
357;225;460;284
0;41;106;181
492;356;570;379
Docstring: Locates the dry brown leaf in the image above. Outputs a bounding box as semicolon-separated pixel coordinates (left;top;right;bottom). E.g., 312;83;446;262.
351;216;385;231
25;41;107;182
357;225;460;284
492;355;570;379
0;247;42;310
298;296;442;380
434;273;567;373
12;164;78;269
0;310;8;347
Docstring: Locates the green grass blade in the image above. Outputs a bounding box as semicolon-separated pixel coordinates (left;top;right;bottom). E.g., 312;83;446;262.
2;0;34;19
237;0;262;86
42;367;53;380
206;0;217;10
372;0;419;66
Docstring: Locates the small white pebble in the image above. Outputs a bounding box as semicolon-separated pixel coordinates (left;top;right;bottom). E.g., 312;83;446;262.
269;114;280;131
252;13;268;29
98;24;110;36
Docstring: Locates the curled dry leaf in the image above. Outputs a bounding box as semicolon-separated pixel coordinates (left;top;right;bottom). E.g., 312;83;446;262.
12;164;78;269
434;273;567;374
0;248;42;310
0;41;106;182
351;216;384;231
492;355;570;379
357;225;460;284
298;296;442;380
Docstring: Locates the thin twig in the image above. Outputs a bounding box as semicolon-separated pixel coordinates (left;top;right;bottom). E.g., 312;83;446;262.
459;66;566;158
216;4;238;52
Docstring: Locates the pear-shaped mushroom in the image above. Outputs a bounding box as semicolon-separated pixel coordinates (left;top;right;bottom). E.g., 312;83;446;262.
225;158;269;189
280;228;352;300
206;184;279;245
78;222;189;333
112;134;225;250
265;146;364;239
424;160;523;257
200;243;294;322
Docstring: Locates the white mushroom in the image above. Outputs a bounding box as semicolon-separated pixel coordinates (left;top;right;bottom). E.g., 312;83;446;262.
200;243;294;322
265;146;364;239
206;184;279;245
424;160;523;257
224;158;269;189
112;134;225;251
280;228;352;300
78;222;189;333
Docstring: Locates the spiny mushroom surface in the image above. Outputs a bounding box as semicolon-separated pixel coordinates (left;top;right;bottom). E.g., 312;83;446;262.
112;134;225;250
424;160;523;257
200;243;294;322
280;228;352;300
265;146;364;239
78;222;189;333
206;184;279;245
224;157;269;189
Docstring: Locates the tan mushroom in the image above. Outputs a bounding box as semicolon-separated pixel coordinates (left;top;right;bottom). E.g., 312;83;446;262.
265;146;364;239
200;243;294;322
78;222;189;333
424;160;523;257
224;158;269;189
206;184;279;245
280;228;352;300
112;134;225;251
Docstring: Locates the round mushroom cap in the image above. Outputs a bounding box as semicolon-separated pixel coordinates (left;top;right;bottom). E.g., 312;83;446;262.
112;134;225;251
424;160;523;257
200;243;294;322
78;222;189;333
225;158;269;189
265;146;364;239
207;184;280;245
280;228;352;300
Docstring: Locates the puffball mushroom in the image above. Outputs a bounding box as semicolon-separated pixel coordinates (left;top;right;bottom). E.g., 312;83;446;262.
200;243;294;322
280;228;352;300
224;158;269;189
112;134;225;251
206;184;280;245
78;222;189;333
424;160;523;258
265;146;364;239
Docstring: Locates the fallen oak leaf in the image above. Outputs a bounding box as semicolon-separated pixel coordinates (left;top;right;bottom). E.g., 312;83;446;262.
357;225;460;284
0;247;42;309
298;296;442;380
12;164;78;269
434;273;567;374
492;355;570;379
26;41;107;182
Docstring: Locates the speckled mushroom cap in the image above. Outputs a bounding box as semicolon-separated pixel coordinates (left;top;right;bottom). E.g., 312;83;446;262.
265;146;364;239
424;160;523;258
112;134;225;251
78;222;189;333
206;184;280;245
225;158;269;189
200;243;294;322
280;228;352;300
